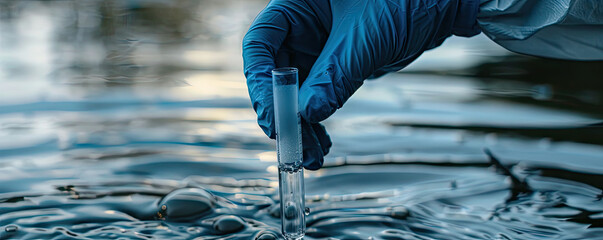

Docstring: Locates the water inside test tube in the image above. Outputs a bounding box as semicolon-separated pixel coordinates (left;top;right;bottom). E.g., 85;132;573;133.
272;68;305;239
273;83;301;167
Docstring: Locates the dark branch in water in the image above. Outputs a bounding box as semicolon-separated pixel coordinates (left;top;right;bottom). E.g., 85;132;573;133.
484;148;532;200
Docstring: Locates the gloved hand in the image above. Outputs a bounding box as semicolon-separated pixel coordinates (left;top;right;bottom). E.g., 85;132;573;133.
243;0;480;170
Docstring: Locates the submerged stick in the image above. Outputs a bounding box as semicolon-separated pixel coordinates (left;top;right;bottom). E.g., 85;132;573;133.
484;148;532;200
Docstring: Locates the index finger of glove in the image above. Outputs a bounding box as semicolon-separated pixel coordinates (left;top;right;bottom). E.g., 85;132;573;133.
243;6;291;139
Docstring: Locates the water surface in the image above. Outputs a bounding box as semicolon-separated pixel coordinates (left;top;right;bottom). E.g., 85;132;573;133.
1;1;603;239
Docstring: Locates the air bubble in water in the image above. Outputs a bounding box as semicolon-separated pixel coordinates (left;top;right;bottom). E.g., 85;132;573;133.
389;206;409;219
157;188;215;221
284;202;298;220
213;215;246;234
5;225;18;232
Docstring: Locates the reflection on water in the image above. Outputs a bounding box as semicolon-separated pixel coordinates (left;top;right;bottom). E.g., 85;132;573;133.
1;1;603;239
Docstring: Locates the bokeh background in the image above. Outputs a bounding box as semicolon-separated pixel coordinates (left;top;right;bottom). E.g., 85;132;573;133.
1;1;602;239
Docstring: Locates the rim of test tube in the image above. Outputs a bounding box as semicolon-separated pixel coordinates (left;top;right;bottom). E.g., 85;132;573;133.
272;67;298;75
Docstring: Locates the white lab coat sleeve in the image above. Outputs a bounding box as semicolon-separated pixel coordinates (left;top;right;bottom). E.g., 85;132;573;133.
478;0;603;60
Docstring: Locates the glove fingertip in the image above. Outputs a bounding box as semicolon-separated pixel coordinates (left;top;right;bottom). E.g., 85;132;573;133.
258;123;275;139
303;147;324;170
311;123;332;155
257;112;276;139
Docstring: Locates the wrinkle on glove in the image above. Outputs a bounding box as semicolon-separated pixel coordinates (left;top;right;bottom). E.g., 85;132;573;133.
478;0;603;60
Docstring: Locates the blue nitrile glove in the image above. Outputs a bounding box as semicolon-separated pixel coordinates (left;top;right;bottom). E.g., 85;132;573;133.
243;0;480;170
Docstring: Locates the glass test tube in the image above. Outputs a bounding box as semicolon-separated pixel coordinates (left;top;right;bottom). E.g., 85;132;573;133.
272;67;305;239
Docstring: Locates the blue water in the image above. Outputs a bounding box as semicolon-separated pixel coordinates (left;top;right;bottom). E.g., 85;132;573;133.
1;1;603;239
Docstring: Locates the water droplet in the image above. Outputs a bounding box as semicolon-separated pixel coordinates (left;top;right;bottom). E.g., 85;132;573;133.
5;225;18;232
213;215;246;234
157;188;215;221
389;206;409;219
304;207;310;216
